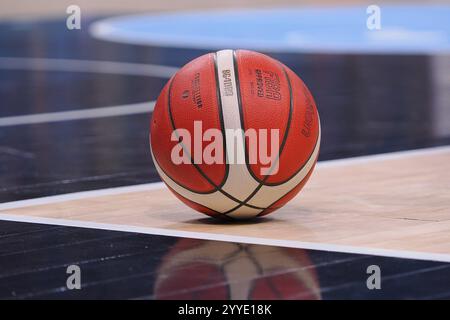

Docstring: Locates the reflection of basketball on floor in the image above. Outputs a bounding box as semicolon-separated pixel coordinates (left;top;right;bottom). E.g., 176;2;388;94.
154;239;321;299
150;49;321;219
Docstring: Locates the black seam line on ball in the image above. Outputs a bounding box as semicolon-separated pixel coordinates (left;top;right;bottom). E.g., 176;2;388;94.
234;50;294;187
219;55;296;217
152;146;241;220
262;76;320;186
223;66;320;219
165;183;235;221
165;54;264;210
166;62;222;195
256;158;318;217
244;65;320;187
256;65;293;184
221;117;320;217
255;116;319;216
213;52;230;187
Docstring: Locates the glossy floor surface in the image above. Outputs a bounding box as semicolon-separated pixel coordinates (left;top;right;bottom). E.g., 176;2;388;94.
1;13;450;299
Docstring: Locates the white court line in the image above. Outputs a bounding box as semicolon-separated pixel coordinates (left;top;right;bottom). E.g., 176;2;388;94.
317;144;450;168
0;57;178;78
0;182;165;210
0;212;449;263
0;145;450;262
0;101;155;127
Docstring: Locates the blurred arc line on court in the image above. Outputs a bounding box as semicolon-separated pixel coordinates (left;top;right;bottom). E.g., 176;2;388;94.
0;101;155;127
0;57;179;77
89;5;450;54
0;56;173;126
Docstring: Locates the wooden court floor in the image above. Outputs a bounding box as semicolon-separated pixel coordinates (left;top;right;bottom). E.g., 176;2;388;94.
2;146;449;261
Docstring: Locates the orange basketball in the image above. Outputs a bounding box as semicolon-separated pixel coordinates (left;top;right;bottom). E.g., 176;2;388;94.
150;49;320;219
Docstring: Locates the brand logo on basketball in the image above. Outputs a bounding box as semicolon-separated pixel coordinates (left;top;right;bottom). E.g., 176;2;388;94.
222;69;234;96
170;121;280;175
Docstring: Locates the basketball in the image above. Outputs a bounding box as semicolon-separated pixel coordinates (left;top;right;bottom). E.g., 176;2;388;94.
150;49;320;219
